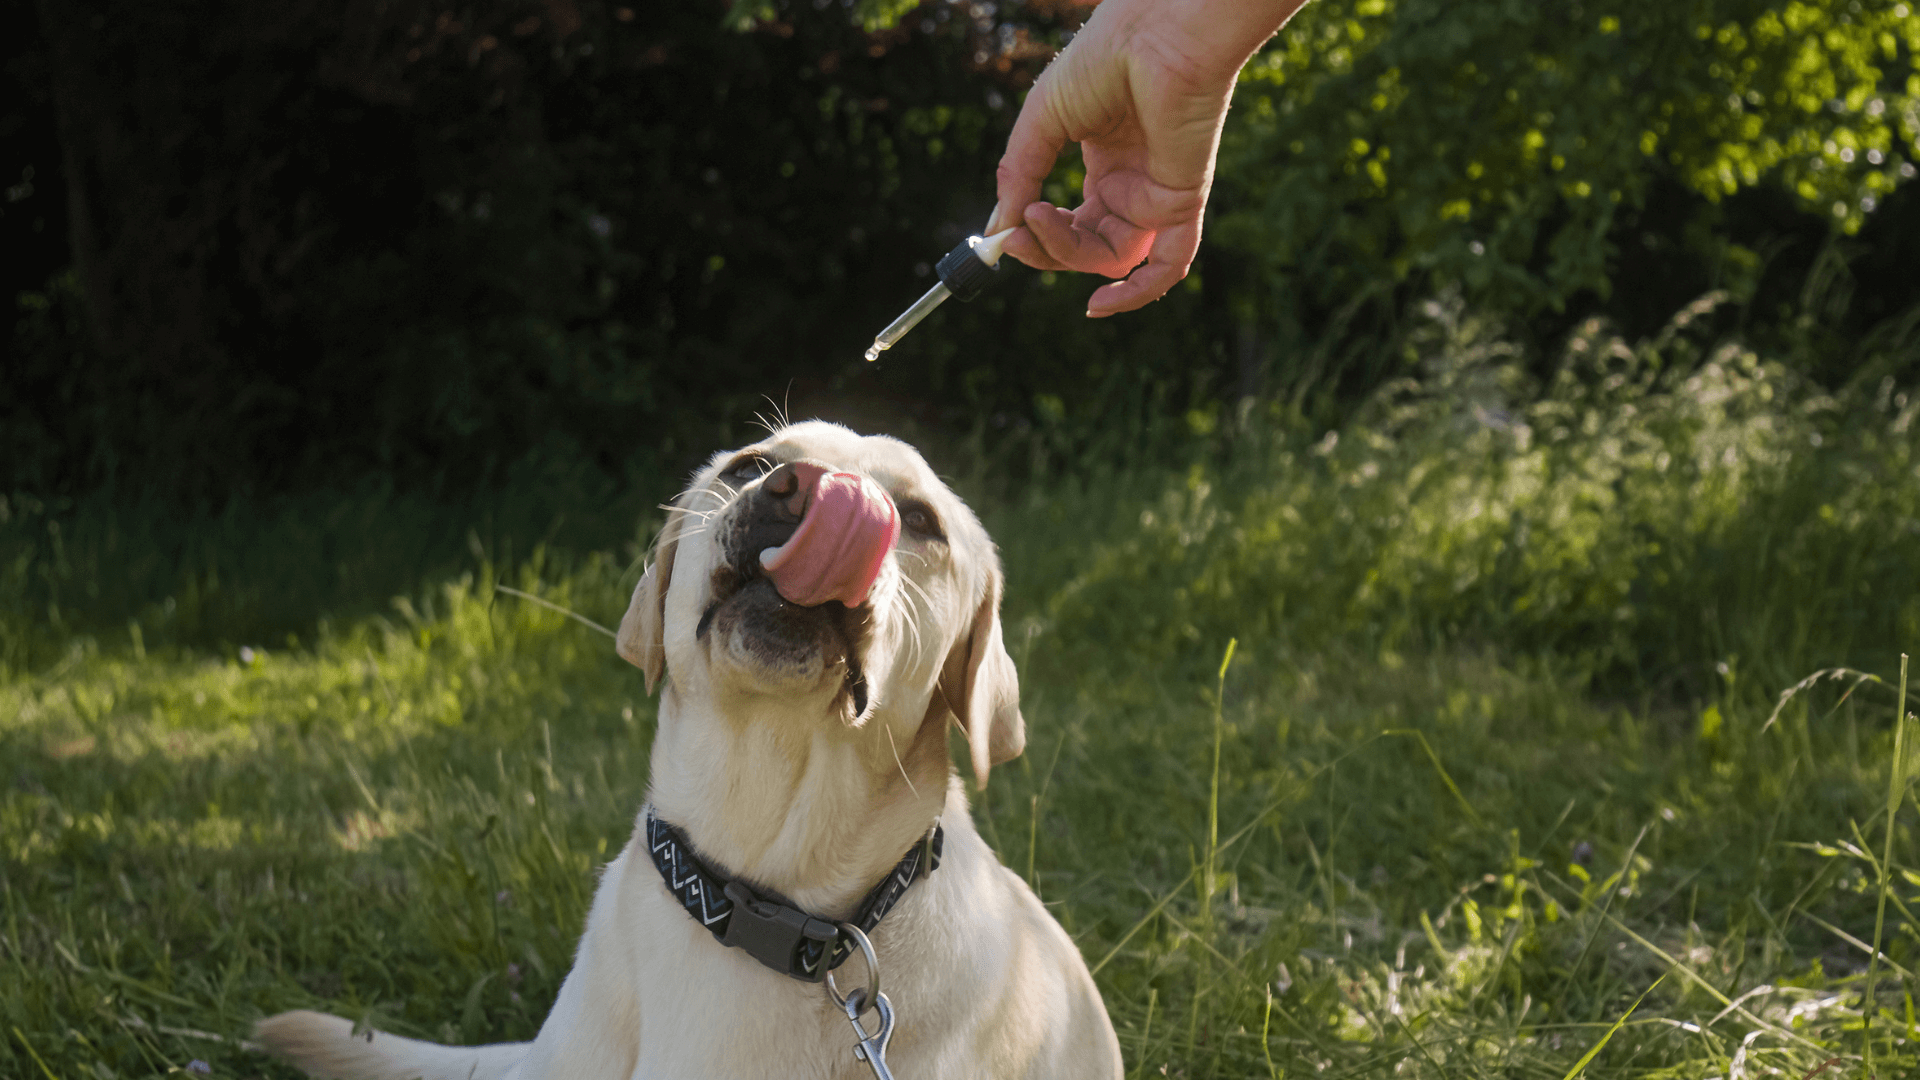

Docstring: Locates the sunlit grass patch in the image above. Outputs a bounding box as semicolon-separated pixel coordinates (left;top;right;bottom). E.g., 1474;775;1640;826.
989;633;1917;1077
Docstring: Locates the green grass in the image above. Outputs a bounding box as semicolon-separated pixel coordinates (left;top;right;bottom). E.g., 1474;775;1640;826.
5;299;1920;1078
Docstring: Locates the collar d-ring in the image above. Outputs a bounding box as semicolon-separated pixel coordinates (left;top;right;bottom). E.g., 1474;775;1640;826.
825;922;880;1014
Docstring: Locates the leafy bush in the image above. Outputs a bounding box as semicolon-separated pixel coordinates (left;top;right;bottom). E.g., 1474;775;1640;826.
9;0;1919;500
3;0;1125;494
1214;0;1920;398
1022;290;1920;699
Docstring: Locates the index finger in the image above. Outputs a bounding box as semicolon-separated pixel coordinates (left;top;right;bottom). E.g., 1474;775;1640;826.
988;76;1073;234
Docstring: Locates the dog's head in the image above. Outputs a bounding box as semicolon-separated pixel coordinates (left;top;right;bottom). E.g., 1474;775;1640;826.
616;421;1024;786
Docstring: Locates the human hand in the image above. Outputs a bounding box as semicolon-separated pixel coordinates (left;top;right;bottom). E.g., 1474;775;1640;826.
984;0;1309;317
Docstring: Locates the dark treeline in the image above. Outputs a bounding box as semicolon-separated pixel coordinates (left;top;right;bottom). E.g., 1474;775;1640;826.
4;0;1918;500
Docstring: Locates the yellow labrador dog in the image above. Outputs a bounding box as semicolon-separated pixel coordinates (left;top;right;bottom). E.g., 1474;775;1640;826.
256;421;1122;1079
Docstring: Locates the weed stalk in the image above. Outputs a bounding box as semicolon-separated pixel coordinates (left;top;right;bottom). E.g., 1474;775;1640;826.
1863;652;1910;1077
1204;637;1237;920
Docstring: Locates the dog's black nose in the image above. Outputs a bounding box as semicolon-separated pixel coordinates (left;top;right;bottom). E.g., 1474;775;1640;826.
732;461;828;568
763;463;799;499
757;461;828;524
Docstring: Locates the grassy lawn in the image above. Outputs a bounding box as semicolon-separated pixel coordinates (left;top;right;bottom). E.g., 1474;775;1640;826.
5;310;1920;1078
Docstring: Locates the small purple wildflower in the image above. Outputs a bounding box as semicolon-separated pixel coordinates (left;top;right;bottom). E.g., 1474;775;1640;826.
186;1061;213;1075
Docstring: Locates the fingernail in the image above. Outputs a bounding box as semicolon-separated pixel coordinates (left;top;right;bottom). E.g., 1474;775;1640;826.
984;200;1003;233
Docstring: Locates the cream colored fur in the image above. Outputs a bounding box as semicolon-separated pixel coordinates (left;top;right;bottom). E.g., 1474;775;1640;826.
255;421;1123;1080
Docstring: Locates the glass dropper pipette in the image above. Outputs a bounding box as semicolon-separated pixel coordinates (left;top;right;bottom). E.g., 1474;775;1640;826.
865;228;1017;361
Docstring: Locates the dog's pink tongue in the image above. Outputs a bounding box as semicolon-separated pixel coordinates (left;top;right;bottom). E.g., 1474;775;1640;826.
759;470;899;607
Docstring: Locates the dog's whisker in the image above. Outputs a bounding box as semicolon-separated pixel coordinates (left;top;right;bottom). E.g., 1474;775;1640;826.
663;505;721;526
750;395;790;438
890;574;934;670
895;570;938;623
674;481;718;504
679;485;735;511
658;506;705;526
888;601;923;674
895;567;934;602
898;564;933;602
669;523;715;550
904;593;929;667
883;720;919;800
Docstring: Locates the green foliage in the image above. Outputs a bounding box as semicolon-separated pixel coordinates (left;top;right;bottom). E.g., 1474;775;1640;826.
10;0;1920;499
1217;0;1920;388
1034;291;1920;696
730;0;924;33
2;0;1099;495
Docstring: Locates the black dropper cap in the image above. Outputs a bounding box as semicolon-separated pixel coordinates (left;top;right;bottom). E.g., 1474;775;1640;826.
934;237;1001;302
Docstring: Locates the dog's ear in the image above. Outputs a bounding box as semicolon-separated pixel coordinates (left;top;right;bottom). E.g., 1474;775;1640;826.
940;555;1025;788
617;508;686;694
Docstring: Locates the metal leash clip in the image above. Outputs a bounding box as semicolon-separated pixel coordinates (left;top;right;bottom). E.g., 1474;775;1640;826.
827;923;897;1080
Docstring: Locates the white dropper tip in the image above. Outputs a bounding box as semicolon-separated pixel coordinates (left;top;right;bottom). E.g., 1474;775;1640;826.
968;228;1019;268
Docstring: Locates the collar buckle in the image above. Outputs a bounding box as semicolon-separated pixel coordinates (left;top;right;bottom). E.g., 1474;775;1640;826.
721;879;841;982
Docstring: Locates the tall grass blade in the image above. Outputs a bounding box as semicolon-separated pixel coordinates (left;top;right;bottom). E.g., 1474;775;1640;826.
1558;823;1650;995
1205;638;1237;912
1380;728;1484;828
1555;973;1665;1080
1794;909;1915;981
494;585;616;638
1131;986;1158;1080
1261;985;1279;1080
1864;652;1910;1077
1579;901;1826;1051
1090;870;1197;977
12;1027;61;1080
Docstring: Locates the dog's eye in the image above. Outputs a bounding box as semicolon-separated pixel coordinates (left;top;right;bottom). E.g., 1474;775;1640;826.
898;501;943;540
724;455;773;483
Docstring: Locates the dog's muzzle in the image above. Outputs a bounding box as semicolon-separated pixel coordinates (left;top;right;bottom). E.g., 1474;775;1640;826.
699;462;892;718
756;462;899;608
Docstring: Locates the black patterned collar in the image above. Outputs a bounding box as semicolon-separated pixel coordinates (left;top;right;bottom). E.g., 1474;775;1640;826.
643;806;943;983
